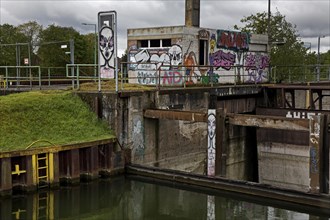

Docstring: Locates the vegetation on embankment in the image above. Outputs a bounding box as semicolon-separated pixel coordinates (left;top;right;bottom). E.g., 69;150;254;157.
0;90;114;152
79;79;156;91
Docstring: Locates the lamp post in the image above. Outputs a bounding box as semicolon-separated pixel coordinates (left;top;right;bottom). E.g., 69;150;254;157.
317;35;325;82
82;23;97;79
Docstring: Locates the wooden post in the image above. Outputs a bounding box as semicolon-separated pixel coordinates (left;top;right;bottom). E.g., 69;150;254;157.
0;158;12;194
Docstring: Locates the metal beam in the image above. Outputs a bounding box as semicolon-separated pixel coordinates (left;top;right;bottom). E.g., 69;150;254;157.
144;109;207;122
227;113;309;131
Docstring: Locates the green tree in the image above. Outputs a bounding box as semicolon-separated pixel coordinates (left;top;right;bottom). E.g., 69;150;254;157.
234;10;308;82
17;21;43;65
0;24;29;66
82;33;97;65
38;24;89;68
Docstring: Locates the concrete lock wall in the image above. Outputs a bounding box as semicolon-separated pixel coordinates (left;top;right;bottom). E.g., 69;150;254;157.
256;108;313;192
77;90;260;179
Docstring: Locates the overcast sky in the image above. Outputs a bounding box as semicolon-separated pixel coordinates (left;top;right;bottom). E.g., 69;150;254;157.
1;0;329;56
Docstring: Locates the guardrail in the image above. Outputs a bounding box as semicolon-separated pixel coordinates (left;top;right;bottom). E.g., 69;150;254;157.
0;66;42;90
1;64;330;92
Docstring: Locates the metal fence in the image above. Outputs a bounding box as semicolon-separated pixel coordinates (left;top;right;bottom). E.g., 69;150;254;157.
1;64;330;91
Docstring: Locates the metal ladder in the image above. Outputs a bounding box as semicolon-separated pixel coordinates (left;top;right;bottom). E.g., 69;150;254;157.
36;153;48;187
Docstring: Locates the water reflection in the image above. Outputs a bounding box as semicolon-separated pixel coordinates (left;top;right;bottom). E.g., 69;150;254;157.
0;176;329;220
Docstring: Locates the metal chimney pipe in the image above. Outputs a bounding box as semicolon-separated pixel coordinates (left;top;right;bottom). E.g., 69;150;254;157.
185;0;200;27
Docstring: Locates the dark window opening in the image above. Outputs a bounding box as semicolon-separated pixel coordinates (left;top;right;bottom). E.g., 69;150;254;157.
150;39;160;47
199;40;208;65
139;40;148;48
162;39;172;47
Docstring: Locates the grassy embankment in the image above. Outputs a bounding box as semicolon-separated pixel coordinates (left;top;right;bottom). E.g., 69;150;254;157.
0;90;114;152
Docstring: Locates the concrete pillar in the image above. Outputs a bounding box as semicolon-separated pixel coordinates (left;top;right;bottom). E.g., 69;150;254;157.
309;115;322;193
185;0;200;27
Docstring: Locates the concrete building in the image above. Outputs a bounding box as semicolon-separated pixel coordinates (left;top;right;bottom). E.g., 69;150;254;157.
127;0;269;86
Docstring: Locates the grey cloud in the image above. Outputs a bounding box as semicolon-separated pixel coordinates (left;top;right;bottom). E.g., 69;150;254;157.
1;0;329;53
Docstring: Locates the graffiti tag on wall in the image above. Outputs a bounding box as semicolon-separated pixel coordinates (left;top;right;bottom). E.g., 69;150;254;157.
244;53;269;83
216;30;249;52
99;26;115;78
286;111;319;119
207;110;216;176
210;50;236;70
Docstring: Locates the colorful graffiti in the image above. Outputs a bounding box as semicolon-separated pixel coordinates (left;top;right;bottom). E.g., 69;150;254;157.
128;29;268;85
210;50;236;70
217;30;250;52
244;53;269;83
184;51;197;83
162;71;184;85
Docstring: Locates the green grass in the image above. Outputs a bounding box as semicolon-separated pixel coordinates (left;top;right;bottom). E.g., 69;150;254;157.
79;79;156;91
0;90;114;152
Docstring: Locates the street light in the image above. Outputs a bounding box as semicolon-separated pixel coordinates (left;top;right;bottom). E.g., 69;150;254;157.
317;35;325;82
82;23;97;79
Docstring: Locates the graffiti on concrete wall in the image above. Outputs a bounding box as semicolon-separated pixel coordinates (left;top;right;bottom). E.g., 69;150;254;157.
207;110;216;176
132;117;144;161
207;195;215;220
99;26;115;78
128;29;268;85
211;50;236;70
162;71;184;85
244;53;269;83
309;116;320;174
129;45;183;85
286;111;319;119
217;30;249;52
184;51;198;84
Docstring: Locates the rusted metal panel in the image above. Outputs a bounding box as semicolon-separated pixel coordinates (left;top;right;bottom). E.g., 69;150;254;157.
257;128;309;146
256;107;330;118
144;109;207;122
227;113;309;131
71;149;80;180
90;146;99;176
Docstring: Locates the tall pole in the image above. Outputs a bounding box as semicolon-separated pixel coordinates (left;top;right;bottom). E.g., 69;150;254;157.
317;36;325;82
268;0;271;80
70;39;75;88
94;24;97;79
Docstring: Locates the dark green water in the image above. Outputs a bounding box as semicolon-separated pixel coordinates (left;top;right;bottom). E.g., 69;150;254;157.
1;176;329;220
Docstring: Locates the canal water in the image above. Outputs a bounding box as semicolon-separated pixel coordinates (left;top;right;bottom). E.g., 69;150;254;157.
1;176;329;220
